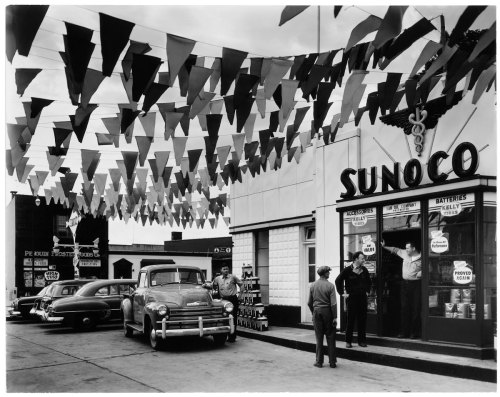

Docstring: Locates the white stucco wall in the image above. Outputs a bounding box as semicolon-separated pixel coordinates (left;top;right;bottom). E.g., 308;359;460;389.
108;254;213;281
269;226;301;306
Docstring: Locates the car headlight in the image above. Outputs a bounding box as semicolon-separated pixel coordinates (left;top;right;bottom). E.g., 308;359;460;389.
223;302;234;313
157;305;169;318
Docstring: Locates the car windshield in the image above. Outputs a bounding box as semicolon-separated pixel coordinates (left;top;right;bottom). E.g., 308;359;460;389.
36;286;49;296
44;284;56;296
150;268;204;286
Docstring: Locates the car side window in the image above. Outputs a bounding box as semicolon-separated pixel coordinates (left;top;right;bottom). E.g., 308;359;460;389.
138;272;147;288
110;285;119;295
95;286;109;296
61;287;74;295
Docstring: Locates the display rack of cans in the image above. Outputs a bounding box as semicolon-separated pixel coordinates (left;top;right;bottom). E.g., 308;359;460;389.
238;266;269;331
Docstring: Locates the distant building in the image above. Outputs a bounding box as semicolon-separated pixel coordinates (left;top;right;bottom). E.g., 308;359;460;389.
109;235;232;281
6;194;109;301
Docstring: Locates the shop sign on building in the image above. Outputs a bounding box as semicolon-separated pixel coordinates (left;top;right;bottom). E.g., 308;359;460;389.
344;208;376;227
79;259;101;267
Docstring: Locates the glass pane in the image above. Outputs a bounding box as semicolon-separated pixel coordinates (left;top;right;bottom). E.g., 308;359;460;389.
428;286;476;318
308;266;316;283
382;201;421;230
308;246;315;264
343;208;377;235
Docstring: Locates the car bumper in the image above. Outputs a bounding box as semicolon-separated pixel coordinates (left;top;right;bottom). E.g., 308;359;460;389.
155;315;234;338
8;309;21;317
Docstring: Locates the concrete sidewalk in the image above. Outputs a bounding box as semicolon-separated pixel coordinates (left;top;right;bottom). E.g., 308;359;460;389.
238;325;497;383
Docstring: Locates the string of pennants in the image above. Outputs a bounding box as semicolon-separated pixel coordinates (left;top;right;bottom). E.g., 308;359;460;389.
6;5;496;229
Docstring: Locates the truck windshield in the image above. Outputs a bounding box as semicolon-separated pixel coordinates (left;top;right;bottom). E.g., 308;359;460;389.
151;269;203;286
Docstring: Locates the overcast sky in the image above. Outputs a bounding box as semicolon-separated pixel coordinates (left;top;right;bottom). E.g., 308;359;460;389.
3;2;496;244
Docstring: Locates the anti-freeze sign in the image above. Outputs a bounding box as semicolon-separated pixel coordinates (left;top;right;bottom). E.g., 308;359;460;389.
430;230;449;253
361;235;376;256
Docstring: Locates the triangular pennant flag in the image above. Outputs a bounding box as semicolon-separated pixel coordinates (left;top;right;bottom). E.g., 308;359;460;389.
188;149;203;172
418;45;458;86
172;136;188;166
138;112;156;139
135;136;153;166
60;172;79;198
381;17;436;68
81;149;100;177
121;151;139;180
164;112;184;140
236;96;255;133
372;6;408;49
281;79;300;119
187;66;213;105
244;113;257;141
472;64;496;104
142;83;169;114
15;68;42;96
209;98;224;114
409;41;442;77
189;91;216;119
99;13;135;76
6;5;49;62
21;102;40;135
234;74;260;109
300;64;331;100
209;57;222;92
46;152;64;176
131;53;162;102
70;114;91;143
345;15;382;52
449;6;488;47
340;70;368;126
94;174;107;196
221;47;248;96
264;58;293;99
216;146;231;169
293;106;310;132
278;6;309;26
175;105;191;136
167;34;196;86
122;40;152;80
381;73;402;113
206;114;223;144
109;169;122;191
121;107;141;134
81;68;105;108
467;22;496;63
96;133;114;145
232;134;245;162
75;103;98;127
224;95;235;125
35;170;49;186
255;88;266;118
120;72;135;104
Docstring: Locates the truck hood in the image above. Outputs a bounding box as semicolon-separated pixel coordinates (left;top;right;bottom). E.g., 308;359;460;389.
148;285;212;307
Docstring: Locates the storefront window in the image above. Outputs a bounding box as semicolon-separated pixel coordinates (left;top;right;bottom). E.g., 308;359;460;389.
483;193;496;324
428;193;476;319
343;208;377;313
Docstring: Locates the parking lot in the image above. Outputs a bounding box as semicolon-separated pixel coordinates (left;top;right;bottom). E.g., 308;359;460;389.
6;319;496;393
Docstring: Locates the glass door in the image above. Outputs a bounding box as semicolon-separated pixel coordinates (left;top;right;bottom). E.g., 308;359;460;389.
381;201;422;337
342;207;378;334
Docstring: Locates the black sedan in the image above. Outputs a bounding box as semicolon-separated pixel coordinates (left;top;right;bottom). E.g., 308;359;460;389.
8;286;49;319
46;279;136;330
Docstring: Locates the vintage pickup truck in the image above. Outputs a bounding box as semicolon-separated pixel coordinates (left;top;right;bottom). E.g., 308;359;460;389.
122;264;234;350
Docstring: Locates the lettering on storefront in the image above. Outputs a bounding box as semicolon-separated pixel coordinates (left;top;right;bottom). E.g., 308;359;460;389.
340;142;479;199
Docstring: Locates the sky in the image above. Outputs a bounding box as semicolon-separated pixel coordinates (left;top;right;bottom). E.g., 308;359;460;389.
2;2;497;244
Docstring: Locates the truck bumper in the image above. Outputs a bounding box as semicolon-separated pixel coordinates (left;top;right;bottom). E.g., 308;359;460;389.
155;314;234;338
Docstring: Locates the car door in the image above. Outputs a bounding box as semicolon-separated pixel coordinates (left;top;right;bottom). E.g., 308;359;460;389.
93;285;117;319
132;272;147;324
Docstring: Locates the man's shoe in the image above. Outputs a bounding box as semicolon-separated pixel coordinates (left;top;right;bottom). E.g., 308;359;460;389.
313;362;323;368
345;343;353;348
358;342;368;347
329;363;337;368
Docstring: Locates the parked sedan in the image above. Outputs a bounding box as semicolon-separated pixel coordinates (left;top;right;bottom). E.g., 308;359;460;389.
31;279;94;321
8;286;49;319
46;279;136;330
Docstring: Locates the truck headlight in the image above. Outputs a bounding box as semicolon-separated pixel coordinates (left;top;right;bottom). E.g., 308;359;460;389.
157;305;169;318
223;302;234;313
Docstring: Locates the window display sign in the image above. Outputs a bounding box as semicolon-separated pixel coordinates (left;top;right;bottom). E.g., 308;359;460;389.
79;259;101;267
44;271;60;281
453;261;474;284
428;193;474;214
430;230;449;253
24;271;33;287
383;201;421;216
344;208;376;227
361;235;376;256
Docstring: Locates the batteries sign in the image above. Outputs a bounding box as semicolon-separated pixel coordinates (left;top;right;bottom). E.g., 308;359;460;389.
429;193;474;216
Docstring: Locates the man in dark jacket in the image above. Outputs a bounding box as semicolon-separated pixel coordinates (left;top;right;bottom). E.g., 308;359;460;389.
335;251;371;348
308;266;337;368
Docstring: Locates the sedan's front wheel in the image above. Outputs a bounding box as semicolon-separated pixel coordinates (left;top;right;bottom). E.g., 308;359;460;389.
149;328;164;350
74;314;96;331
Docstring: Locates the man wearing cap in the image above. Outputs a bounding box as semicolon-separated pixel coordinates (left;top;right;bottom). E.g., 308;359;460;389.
307;265;338;368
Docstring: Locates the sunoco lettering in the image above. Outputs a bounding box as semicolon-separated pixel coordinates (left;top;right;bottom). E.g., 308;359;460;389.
340;142;479;199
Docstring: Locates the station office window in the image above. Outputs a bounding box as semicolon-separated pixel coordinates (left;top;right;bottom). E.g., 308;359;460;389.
428;193;476;320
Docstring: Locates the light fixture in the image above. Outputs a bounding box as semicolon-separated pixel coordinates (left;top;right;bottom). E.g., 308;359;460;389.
35;196;41;206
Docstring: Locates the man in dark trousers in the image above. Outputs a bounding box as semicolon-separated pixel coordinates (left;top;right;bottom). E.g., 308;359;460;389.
307;266;337;368
381;240;422;338
335;251;371;348
206;265;242;342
